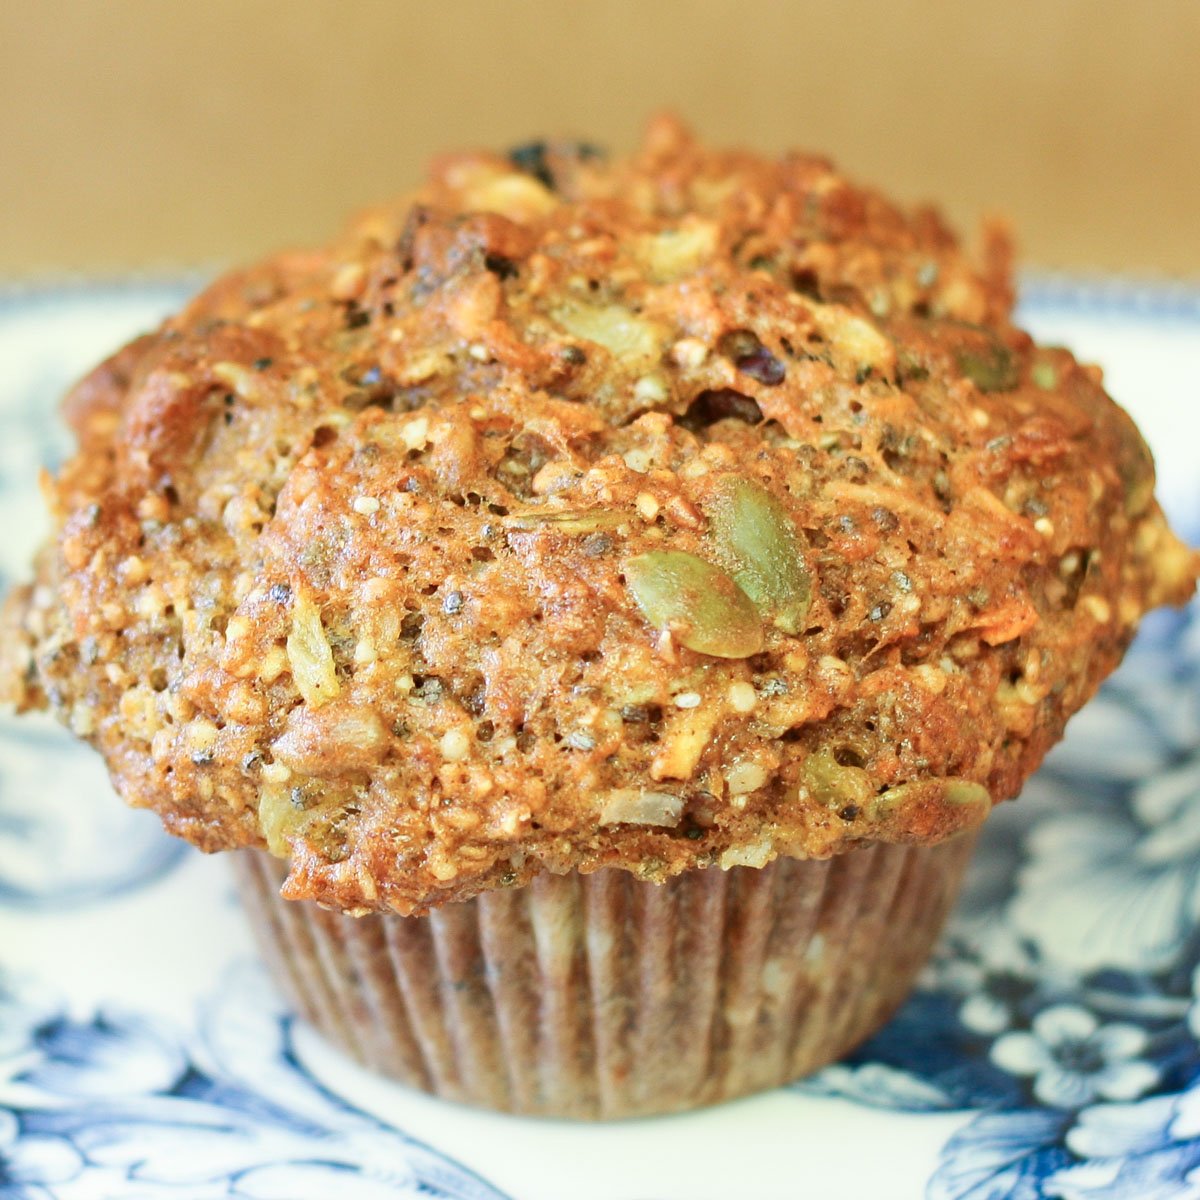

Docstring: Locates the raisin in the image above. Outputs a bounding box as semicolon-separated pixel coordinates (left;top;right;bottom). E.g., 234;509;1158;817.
680;388;763;431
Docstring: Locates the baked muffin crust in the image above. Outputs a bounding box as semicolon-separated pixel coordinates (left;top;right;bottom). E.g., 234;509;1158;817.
3;116;1195;914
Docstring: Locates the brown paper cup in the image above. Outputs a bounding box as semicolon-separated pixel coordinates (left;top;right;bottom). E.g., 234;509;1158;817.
231;832;977;1119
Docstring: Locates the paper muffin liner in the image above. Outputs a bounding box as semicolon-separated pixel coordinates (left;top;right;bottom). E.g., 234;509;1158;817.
231;832;977;1119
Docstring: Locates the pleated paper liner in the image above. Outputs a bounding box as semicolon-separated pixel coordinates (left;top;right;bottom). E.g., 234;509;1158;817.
231;831;977;1120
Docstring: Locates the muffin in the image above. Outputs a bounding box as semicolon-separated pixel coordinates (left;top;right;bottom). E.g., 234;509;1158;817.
2;115;1195;1118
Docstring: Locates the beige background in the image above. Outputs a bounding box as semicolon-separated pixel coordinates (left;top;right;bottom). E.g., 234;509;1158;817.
2;1;1198;278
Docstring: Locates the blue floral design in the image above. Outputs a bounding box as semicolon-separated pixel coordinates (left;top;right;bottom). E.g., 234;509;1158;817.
1048;1087;1200;1199
0;965;510;1200
989;1005;1160;1108
928;1109;1074;1200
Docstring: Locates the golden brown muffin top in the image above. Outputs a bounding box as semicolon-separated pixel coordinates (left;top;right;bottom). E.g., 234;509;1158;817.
2;115;1196;914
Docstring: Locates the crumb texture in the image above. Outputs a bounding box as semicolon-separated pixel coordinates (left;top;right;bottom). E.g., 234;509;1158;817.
4;115;1195;914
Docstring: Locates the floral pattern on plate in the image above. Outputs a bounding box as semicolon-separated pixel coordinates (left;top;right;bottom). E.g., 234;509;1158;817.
0;965;509;1200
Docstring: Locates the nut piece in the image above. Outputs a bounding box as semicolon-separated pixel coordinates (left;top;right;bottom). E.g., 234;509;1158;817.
651;702;721;780
719;836;775;869
624;549;765;659
259;786;301;857
271;702;387;773
504;507;626;533
635;218;720;282
599;788;684;827
708;476;812;634
552;303;664;366
812;307;894;374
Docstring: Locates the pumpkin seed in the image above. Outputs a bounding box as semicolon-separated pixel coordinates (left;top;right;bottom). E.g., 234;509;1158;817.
947;780;992;808
1115;429;1157;517
1031;360;1058;390
955;338;1019;393
802;745;873;809
624;549;764;658
869;777;992;824
708;477;812;634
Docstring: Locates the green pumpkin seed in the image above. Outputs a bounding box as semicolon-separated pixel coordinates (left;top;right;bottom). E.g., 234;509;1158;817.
707;477;812;634
624;549;764;658
947;780;992;808
869;777;992;823
1031;360;1058;390
956;338;1019;393
802;746;873;809
1115;431;1157;517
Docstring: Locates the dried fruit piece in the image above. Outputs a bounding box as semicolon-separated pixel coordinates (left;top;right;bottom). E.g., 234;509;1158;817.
707;477;812;634
680;388;763;431
624;549;764;659
736;345;786;386
717;328;787;385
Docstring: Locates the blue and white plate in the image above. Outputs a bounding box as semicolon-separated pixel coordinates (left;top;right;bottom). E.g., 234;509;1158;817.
0;279;1197;1200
